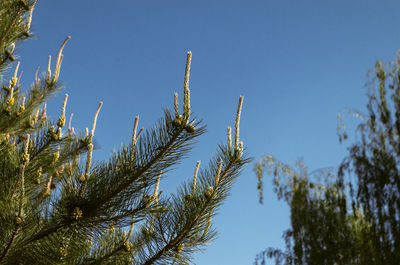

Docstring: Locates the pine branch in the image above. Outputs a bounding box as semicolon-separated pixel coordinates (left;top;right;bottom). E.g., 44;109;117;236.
0;134;30;263
20;114;203;247
0;4;23;47
86;244;125;265
0;8;249;262
0;226;20;264
85;121;192;215
143;161;235;265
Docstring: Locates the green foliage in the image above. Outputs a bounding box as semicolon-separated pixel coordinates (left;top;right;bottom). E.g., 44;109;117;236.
255;56;400;265
0;0;32;74
0;1;249;264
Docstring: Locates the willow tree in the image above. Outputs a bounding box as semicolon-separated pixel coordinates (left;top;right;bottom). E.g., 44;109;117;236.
255;57;400;265
0;1;249;264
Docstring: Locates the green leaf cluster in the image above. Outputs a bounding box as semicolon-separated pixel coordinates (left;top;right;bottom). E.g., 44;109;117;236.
255;56;400;264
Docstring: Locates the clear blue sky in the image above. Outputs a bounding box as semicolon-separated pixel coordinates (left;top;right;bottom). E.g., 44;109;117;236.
15;0;400;264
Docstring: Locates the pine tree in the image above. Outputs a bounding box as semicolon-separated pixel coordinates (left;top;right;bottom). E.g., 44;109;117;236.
0;1;249;264
254;56;400;265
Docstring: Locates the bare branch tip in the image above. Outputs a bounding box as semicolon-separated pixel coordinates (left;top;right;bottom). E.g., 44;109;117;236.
89;102;103;139
192;161;201;193
234;96;244;149
227;126;232;153
24;134;30;155
131;116;140;148
63;36;71;45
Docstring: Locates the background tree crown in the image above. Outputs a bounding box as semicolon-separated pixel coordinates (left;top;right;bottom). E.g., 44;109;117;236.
255;55;400;265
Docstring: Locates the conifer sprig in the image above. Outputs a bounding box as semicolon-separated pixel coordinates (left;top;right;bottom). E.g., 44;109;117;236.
0;0;36;73
0;2;249;263
139;96;248;265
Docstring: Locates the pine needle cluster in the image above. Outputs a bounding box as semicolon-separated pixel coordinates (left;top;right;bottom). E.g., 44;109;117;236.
0;1;249;264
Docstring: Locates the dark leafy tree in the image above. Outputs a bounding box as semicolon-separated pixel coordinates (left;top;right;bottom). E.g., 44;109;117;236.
254;56;400;265
0;1;249;264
